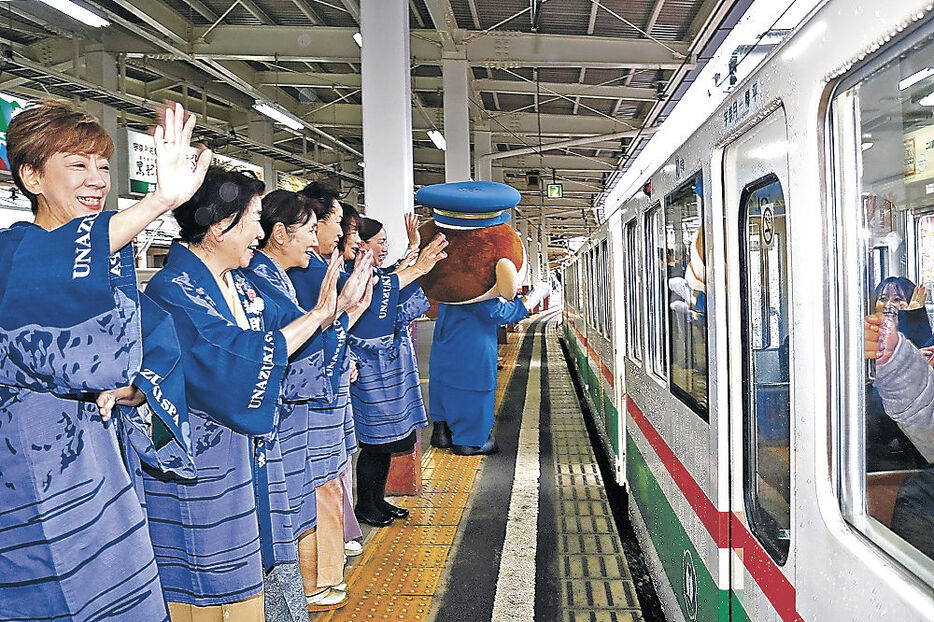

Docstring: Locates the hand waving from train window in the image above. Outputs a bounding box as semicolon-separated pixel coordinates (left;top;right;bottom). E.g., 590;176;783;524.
865;311;900;364
908;285;928;310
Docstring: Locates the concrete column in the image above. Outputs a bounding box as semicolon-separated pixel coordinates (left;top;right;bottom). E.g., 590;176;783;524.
85;51;123;212
248;115;276;191
518;219;531;288
540;219;550;282
442;57;470;182
472;128;492;181
361;0;413;264
530;224;542;284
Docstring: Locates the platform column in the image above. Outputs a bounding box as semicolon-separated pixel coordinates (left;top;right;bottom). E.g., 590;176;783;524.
473;127;492;181
519;219;531;288
85;50;124;213
443;57;471;182
540;219;550;309
360;0;413;264
248;115;276;190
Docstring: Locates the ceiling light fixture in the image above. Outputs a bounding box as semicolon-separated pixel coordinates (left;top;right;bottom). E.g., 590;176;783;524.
38;0;109;28
900;67;934;90
252;100;304;131
427;129;446;151
353;32;363;47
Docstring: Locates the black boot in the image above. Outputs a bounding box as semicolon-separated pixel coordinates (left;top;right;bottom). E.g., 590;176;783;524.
354;449;393;527
430;421;452;448
451;436;499;456
374;453;410;519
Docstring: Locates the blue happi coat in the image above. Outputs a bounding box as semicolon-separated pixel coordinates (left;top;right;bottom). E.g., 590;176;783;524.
0;212;187;622
289;254;357;487
142;242;300;606
245;251;347;538
348;270;429;446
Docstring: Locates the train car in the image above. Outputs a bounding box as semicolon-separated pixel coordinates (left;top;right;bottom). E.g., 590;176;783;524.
562;0;934;619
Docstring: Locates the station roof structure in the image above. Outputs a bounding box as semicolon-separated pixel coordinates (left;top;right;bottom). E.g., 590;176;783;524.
0;0;739;246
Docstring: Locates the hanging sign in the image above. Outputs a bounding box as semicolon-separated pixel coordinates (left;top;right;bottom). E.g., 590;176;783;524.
761;203;775;247
547;183;563;199
277;171;310;192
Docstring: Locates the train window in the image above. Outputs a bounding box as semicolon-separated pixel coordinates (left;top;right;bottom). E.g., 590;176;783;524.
739;175;791;565
624;219;644;363
834;28;934;579
645;204;668;378
665;175;709;418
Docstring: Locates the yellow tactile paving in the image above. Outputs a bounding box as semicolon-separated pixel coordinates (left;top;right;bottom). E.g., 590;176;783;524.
314;324;526;622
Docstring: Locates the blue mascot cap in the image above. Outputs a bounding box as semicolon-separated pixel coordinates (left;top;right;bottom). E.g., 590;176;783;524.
415;181;520;230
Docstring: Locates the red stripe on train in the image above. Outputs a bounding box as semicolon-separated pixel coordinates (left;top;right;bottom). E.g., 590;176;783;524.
569;324;614;389
627;397;801;622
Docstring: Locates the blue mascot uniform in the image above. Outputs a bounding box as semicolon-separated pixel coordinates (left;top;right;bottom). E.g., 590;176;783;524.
418;182;529;453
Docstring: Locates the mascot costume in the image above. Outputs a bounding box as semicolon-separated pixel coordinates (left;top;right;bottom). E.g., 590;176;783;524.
415;181;550;455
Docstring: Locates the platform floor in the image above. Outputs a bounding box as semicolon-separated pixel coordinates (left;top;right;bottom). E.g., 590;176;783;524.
314;312;650;621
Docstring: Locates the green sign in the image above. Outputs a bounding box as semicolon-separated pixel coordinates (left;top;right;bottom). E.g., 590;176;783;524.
547;183;563;198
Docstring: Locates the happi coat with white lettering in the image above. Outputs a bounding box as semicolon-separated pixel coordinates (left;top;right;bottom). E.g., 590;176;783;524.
348;272;429;446
289;254;360;487
245;251;346;538
0;212;180;622
141;242;298;606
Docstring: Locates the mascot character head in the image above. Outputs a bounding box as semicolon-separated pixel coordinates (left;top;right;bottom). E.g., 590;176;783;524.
415;181;527;305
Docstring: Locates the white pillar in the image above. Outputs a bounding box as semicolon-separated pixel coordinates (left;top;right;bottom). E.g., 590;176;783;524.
472;128;492;181
85;51;123;212
361;0;413;263
518;218;530;287
442;57;470;182
248;115;276;192
540;219;550;282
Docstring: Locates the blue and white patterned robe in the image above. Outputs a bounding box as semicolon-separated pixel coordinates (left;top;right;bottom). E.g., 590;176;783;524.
0;212;175;622
348;274;430;446
245;251;346;538
141;242;297;606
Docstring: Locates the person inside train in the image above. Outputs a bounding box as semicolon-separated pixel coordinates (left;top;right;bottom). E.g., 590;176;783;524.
285;181;375;609
865;277;931;471
139;167;370;619
865;278;934;558
348;215;437;527
0;99;210;622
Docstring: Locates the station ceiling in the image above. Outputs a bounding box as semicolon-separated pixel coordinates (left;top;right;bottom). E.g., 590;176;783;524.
0;0;736;246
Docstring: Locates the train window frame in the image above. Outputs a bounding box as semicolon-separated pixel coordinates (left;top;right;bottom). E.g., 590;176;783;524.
664;173;710;420
601;237;612;340
624;217;644;365
644;202;668;381
830;19;934;587
738;174;792;566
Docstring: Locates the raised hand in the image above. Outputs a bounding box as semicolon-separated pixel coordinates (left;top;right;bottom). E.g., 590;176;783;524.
151;102;212;213
310;250;343;321
338;249;374;313
909;284;928;310
404;212;420;249
412;233;448;275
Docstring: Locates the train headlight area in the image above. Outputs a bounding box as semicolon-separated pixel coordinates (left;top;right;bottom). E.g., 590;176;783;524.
9;0;934;619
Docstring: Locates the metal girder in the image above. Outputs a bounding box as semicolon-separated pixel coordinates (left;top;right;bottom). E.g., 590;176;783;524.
340;0;361;23
254;71;445;91
187;26;690;68
305;102;640;135
473;79;655;101
500;155;615;170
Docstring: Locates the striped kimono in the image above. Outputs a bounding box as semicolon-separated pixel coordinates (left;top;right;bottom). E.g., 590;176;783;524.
348;274;430;446
142;242;299;606
0;213;189;621
245;251;347;539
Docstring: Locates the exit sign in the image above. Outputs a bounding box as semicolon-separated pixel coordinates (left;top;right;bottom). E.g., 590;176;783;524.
547;183;563;198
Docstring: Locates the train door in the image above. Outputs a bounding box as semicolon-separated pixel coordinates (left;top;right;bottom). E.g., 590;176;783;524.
723;108;795;620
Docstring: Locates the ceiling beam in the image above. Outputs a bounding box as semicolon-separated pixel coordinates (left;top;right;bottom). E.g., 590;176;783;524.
187;26;690;68
474;79;655;101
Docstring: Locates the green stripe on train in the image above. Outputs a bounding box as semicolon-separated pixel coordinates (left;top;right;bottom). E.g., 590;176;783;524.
627;433;727;622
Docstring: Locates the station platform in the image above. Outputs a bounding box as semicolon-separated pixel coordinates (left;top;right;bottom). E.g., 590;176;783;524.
313;312;655;621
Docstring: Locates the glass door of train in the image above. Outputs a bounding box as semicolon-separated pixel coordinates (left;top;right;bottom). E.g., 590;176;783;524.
722;107;795;620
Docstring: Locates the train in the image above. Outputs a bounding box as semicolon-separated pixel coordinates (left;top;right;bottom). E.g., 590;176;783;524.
560;0;934;619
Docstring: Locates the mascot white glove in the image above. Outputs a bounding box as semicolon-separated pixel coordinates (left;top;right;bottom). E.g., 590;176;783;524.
523;281;552;312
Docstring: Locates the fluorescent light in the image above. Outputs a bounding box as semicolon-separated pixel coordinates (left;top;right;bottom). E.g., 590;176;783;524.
353;32;363;47
38;0;109;27
861;142;873;151
919;93;934;106
252;100;304;131
900;67;934;90
427;129;446;151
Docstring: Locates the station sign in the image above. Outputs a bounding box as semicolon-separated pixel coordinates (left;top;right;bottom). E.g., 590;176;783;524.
547;183;563;199
277;171;311;192
127;128;263;195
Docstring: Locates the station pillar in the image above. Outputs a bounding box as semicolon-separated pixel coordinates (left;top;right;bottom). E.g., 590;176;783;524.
540;219;551;309
85;50;123;213
360;0;413;264
248;115;276;190
519;219;531;288
442;57;471;182
473;128;492;181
